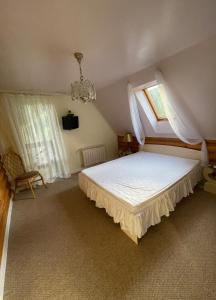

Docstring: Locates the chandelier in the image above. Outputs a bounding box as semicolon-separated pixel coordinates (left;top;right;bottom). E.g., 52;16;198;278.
71;52;96;103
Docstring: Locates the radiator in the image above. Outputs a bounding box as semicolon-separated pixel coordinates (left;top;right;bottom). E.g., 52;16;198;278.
81;145;106;167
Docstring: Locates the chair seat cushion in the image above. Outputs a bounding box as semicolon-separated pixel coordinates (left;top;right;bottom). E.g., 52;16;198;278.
16;171;39;181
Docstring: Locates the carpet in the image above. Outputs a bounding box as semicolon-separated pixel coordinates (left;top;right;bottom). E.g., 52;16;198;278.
4;175;216;299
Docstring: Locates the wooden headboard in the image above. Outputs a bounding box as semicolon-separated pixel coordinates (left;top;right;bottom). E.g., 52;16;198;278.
0;156;11;264
118;136;216;163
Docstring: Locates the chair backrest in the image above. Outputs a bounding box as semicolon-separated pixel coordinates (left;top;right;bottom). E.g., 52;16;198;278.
2;151;25;179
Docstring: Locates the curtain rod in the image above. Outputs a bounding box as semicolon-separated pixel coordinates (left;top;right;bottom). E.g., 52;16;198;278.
0;90;70;97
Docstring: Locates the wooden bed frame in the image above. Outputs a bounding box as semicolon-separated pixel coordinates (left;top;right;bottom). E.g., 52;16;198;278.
0;156;11;264
118;136;216;163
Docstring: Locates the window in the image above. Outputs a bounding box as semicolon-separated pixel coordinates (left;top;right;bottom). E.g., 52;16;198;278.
143;84;167;121
5;97;70;182
20;107;55;167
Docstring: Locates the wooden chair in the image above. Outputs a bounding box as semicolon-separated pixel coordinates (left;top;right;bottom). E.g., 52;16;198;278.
2;151;47;199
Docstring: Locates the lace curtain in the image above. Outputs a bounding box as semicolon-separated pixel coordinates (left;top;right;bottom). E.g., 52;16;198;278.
128;83;145;145
1;94;70;182
127;72;208;165
155;70;208;165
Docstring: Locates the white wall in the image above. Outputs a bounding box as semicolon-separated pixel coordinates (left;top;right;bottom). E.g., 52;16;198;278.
0;95;118;173
96;35;216;139
52;95;117;172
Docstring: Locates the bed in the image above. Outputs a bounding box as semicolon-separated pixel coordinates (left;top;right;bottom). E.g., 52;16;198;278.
79;150;201;244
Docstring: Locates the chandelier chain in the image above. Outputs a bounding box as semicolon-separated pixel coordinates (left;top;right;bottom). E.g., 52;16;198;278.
78;61;84;82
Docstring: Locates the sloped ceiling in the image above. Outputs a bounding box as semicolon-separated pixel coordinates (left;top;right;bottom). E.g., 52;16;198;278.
96;36;216;138
1;0;216;93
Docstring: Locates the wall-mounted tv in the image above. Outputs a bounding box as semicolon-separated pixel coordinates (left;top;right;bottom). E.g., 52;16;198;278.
62;111;79;130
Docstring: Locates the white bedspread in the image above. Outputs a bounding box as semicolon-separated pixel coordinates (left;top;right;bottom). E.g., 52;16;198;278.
79;152;201;239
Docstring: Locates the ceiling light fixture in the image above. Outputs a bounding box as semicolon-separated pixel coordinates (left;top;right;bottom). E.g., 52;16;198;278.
71;52;96;103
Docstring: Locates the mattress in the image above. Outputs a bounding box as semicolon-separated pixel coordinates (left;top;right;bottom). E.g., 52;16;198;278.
81;152;200;213
79;152;201;240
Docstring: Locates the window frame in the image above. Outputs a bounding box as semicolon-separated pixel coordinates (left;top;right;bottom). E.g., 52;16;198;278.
143;84;167;121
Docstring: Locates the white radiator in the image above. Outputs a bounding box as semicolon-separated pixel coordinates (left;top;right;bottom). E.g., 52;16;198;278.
81;145;106;167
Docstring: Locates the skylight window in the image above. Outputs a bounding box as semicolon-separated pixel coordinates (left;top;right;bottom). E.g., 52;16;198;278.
143;84;167;121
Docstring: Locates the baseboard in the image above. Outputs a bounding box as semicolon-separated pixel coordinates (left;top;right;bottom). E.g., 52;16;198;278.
0;199;13;300
71;167;83;175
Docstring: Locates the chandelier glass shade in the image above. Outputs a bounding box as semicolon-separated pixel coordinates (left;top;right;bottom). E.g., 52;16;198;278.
71;52;96;103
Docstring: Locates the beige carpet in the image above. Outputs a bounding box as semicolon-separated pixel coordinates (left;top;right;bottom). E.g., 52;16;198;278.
4;175;216;300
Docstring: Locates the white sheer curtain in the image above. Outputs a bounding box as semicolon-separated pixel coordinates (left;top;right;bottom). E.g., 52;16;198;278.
1;94;70;182
128;83;145;145
155;70;208;165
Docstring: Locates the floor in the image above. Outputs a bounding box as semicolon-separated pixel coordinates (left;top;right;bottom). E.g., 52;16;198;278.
3;175;216;300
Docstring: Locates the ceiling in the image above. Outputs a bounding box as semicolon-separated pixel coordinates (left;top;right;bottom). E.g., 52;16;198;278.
0;0;216;93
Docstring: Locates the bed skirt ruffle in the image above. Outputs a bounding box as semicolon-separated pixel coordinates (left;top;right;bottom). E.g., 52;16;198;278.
79;165;201;239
